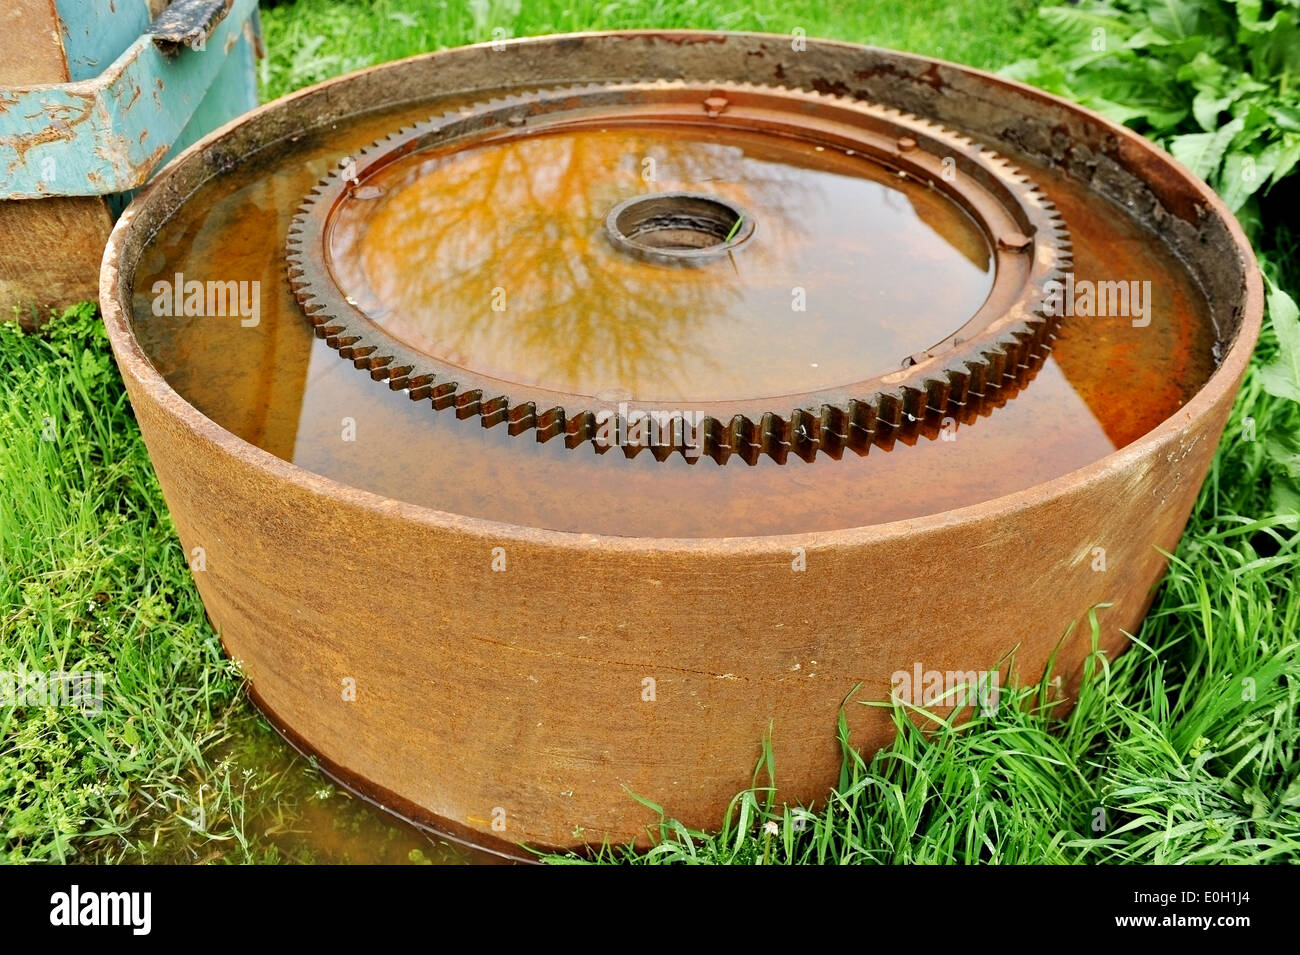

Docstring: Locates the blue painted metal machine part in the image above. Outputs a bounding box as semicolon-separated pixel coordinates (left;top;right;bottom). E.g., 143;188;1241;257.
0;0;260;200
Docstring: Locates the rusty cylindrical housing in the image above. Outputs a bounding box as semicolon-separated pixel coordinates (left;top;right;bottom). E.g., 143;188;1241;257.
100;32;1263;851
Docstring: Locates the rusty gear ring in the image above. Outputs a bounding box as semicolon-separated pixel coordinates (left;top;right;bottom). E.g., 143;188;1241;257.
286;81;1073;464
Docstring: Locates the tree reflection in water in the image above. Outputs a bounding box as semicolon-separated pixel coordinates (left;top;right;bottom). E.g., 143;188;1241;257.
325;126;992;403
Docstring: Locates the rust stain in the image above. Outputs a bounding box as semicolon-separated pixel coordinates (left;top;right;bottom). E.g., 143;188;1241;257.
5;96;94;172
922;62;946;91
810;77;851;98
643;32;729;45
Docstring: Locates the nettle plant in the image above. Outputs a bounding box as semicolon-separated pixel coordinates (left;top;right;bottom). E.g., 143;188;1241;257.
1007;0;1300;515
1006;0;1299;215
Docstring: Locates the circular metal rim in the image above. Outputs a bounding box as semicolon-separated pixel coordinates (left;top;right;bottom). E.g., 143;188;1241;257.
99;29;1264;552
603;191;757;265
284;80;1073;464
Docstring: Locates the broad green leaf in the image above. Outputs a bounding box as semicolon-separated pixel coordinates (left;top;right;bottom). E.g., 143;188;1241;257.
1192;90;1235;130
1144;104;1192;129
1126;26;1174;47
1177;50;1226;88
1264;431;1300;477
1168;118;1245;178
1270;479;1300;520
1088;96;1160;126
1039;4;1128;36
1261;133;1300;186
1259;282;1300;403
1269;104;1300;133
1147;0;1202;39
1219;149;1278;209
1231;0;1265;31
1230;101;1273;139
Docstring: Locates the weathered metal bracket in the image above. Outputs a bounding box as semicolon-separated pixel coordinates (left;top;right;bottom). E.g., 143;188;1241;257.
151;0;237;55
0;0;258;199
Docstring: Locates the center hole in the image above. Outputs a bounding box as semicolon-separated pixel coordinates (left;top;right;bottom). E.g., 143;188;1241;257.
606;192;753;263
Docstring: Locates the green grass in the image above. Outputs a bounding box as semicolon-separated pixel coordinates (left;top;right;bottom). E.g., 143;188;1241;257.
2;0;1297;864
0;306;245;862
0;307;457;863
258;0;1051;100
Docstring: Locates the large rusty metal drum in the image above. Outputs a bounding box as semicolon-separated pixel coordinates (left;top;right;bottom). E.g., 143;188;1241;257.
100;31;1262;851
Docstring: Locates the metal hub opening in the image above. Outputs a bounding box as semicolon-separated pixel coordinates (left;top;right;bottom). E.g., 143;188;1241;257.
605;192;754;264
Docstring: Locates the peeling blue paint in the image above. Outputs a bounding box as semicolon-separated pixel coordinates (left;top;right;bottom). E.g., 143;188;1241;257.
53;0;151;82
0;0;258;199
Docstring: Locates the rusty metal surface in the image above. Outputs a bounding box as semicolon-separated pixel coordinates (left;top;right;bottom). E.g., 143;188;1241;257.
287;80;1071;464
0;1;70;87
150;0;235;54
0;196;112;316
99;31;1263;850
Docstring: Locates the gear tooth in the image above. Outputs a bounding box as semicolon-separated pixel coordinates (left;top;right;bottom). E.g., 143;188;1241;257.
735;429;762;464
762;412;793;464
385;365;414;390
821;403;846;441
430;380;457;410
452;388;482;419
564;410;595;449
878;392;903;429
507;401;537;436
900;386;928;421
844;398;875;452
946;365;972;408
982;347;1009;385
729;414;754;454
534;405;563;442
818;407;846;459
406;374;434;400
791;408;821;462
479;394;511;427
695;415;721;463
923;375;952;414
